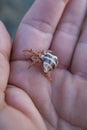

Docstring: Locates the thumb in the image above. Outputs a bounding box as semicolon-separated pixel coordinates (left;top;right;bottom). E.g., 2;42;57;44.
0;21;11;108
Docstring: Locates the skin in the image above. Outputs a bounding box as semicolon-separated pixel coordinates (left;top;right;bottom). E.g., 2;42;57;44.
0;0;87;129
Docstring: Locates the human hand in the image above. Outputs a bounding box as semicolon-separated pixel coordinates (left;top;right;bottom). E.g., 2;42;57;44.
1;0;87;130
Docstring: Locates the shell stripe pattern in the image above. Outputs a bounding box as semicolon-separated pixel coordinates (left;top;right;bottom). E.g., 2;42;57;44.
42;52;58;68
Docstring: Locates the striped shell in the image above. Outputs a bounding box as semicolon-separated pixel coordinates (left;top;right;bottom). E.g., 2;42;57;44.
40;52;58;73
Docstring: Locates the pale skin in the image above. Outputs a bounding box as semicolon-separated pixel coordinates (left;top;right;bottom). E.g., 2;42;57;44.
0;0;87;129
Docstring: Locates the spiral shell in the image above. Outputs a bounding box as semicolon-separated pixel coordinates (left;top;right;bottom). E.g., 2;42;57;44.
41;52;58;73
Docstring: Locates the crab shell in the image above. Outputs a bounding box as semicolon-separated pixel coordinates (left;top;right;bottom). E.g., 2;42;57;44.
40;52;58;73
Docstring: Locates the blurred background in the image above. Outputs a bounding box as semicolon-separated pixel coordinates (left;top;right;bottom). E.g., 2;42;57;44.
0;0;34;39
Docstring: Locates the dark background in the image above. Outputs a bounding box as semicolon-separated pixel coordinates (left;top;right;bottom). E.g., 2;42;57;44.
0;0;34;39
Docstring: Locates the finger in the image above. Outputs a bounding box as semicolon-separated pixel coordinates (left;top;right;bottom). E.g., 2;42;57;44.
71;18;87;77
0;21;11;91
51;0;87;69
12;0;69;60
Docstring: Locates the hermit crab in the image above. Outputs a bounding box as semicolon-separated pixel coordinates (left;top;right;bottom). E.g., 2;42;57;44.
23;49;59;80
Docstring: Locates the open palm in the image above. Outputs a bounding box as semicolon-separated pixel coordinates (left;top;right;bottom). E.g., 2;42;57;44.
0;0;87;130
